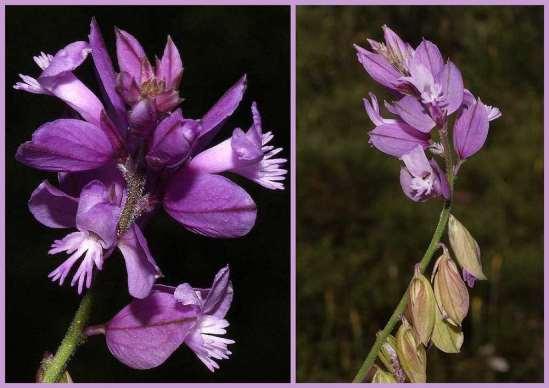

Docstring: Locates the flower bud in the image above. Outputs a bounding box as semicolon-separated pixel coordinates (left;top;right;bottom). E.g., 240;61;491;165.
448;214;487;280
432;251;469;326
408;266;436;345
431;305;464;353
372;367;397;383
396;319;427;383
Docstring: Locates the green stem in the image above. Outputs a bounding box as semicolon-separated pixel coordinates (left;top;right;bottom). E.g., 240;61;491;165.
41;290;94;383
353;119;457;383
352;201;452;383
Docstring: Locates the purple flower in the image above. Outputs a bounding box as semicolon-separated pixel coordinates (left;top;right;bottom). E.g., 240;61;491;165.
15;20;287;244
354;26;414;92
115;28;183;117
29;175;161;298
14;41;104;126
363;93;430;157
357;25;502;203
101;265;233;371
399;145;449;202
355;26;464;126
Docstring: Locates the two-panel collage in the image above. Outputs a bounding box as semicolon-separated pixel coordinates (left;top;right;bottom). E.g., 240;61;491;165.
2;2;544;385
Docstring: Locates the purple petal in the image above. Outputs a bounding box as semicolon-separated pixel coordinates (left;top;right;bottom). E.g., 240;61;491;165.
115;28;147;83
192;75;247;154
89;18;128;130
105;289;199;369
99;111;125;153
16;119;114;172
58;163;125;201
154;89;182;113
146;109;198;169
399;168;420;202
118;224;162;299
389;95;436;133
354;44;402;91
39;72;105;126
430;158;450;200
202;265;233;318
75;180;119;247
382;25;412;63
453;99;489;159
128;98;157;136
39;41;90;78
437;60;464;115
400;144;432;178
28;180;78;228
174;283;201;306
368;122;430;157
413;39;444;76
156;35;183;90
164;170;257;238
116;71;141;105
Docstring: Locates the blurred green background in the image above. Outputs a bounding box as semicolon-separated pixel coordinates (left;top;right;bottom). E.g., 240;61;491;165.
297;6;543;382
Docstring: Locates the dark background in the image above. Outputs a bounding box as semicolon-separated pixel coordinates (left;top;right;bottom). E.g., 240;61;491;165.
297;6;543;382
6;6;290;382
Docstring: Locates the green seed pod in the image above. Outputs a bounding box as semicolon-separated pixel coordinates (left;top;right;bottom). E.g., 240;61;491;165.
396;319;427;383
433;251;470;326
408;267;436;345
378;334;398;373
372;367;397;383
448;214;487;280
431;305;464;353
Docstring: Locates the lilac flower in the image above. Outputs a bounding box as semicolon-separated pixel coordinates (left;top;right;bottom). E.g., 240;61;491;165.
100;265;233;371
399;145;449;202
355;26;464;127
356;25;501;204
29;176;161;297
363;93;430;157
354;26;414;92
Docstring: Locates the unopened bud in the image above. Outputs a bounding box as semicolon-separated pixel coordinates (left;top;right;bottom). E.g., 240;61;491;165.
396;319;427;383
432;250;470;326
408;266;436;345
431;305;464;353
448;214;487;280
372;367;397;383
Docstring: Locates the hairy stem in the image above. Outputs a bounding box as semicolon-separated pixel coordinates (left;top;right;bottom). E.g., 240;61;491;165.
41;291;94;383
352;201;451;383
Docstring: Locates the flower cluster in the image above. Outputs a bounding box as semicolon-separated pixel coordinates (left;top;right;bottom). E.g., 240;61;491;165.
354;26;497;383
15;19;286;372
355;25;500;202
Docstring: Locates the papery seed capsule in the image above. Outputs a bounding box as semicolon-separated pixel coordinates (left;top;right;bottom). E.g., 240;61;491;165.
448;214;487;280
431;304;464;353
378;334;398;373
396;319;427;383
433;251;470;326
408;266;436;345
372;367;397;383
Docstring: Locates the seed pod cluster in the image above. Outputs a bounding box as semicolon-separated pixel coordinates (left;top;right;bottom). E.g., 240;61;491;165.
372;214;484;383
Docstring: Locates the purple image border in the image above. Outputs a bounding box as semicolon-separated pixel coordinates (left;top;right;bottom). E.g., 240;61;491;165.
0;0;545;386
